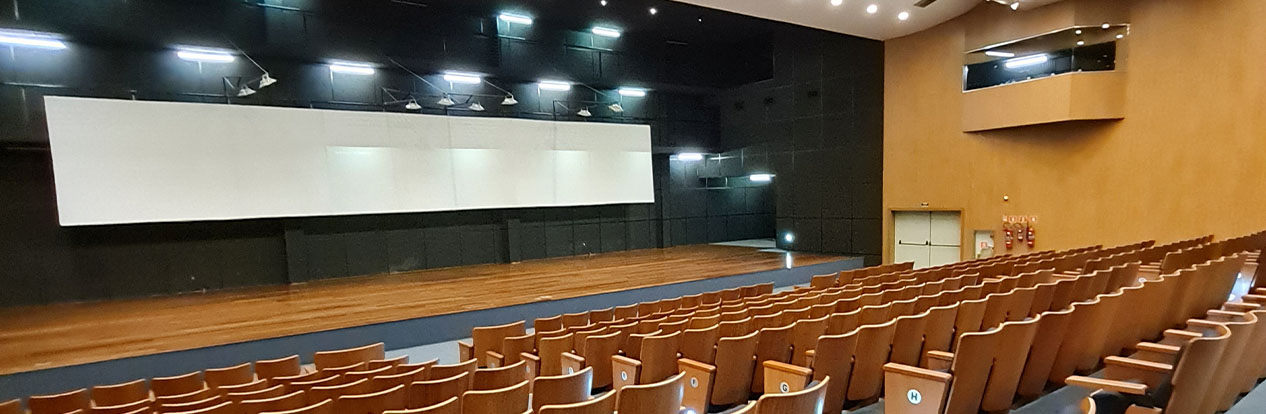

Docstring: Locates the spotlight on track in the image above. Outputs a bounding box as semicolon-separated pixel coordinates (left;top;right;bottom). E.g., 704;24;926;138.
608;103;624;113
469;102;486;112
0;29;68;50
577;107;593;117
237;85;256;97
405;99;422;110
502;95;519;106
258;73;277;88
437;95;456;107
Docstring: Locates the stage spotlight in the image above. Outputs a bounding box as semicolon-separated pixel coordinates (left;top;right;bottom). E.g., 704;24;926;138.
437;95;456;106
405;99;422;110
258;73;277;88
502;95;519;105
608;103;624;113
577;108;593;117
469;102;486;112
237;85;256;97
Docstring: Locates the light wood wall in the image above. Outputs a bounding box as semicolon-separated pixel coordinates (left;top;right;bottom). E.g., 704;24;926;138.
882;0;1266;262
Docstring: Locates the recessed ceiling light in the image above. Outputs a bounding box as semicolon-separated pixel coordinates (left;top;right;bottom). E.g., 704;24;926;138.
0;29;68;50
1004;54;1048;69
1102;23;1111;29
442;71;482;84
830;0;843;6
176;47;235;63
1010;2;1020;10
618;88;647;97
750;174;773;182
538;80;573;91
1075;29;1083;35
866;4;878;14
600;0;607;5
329;61;375;75
591;26;622;38
649;7;657;15
985;51;1016;58
676;153;704;161
1116;34;1125;39
498;13;533;25
897;11;910;21
1076;40;1086;46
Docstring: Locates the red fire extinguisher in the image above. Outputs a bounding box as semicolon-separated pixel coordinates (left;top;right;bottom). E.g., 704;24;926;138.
1026;224;1036;248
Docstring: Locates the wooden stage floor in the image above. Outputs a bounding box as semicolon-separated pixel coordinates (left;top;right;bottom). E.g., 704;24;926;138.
0;244;844;376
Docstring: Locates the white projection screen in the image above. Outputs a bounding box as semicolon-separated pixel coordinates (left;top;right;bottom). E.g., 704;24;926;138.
45;96;654;226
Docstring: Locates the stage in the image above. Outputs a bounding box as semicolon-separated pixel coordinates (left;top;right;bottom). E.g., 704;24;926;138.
0;243;859;400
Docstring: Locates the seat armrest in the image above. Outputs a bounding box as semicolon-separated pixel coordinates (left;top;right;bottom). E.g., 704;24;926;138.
458;341;474;363
1103;356;1172;389
1066;376;1149;396
925;350;954;371
611;355;642;391
883;363;951;413
485;351;505;368
520;352;540;380
804;349;816;368
1160;329;1201;346
1130;343;1179;363
763;361;812;394
882;363;952;382
560;352;585;376
678;358;717;414
1223;302;1260;313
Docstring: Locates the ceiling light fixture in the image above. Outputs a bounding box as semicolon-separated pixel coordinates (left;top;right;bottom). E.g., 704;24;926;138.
1102;23;1111;29
329;62;375;75
442;71;482;84
258;73;277;87
1116;34;1125;39
1004;54;1048;69
866;4;878;14
437;95;456;106
1075;29;1083;35
577;108;593;117
750;173;773;182
985;51;1016;58
676;153;704;161
898;11;910;21
618;88;647;97
237;85;256;97
1010;2;1020;10
177;48;236;63
538;80;573;91
502;95;519;105
601;0;608;5
831;0;843;6
608;103;624;113
591;27;622;38
469;102;486;112
0;29;68;50
649;7;657;15
1076;40;1086;46
405;99;422;110
498;13;534;25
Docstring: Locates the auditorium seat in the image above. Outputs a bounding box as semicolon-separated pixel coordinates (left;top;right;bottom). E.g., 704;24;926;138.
367;356;410;372
405;372;471;409
91;399;152;414
260;399;333;414
226;385;287;405
334;384;406;414
611;331;681;391
0;400;17;414
460;321;527;367
612;372;684;414
530;366;593;413
384;396;458;414
155;389;217;406
241;390;307;414
314;343;385;371
345;365;396;383
285;375;342;394
427;360;477;381
91;379;150;406
560;330;621;392
159;395;225;413
255;356;305;381
217;379;270;395
371;365;430;391
205;362;255;389
537;390;616;414
472;361;528;391
307;378;372;406
461;380;529;414
731;376;830;414
152;372;206;398
167;400;235;414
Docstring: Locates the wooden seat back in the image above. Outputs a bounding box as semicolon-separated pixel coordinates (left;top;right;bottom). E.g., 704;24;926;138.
255;355;304;381
334;384;406;414
471;321;526;368
615;373;684;414
427;360;477;382
460;380;529;414
153;372;206;398
259;399;333;414
530;367;593;413
235;388;297;412
472;361;528;391
405;372;470;410
92;379;149;406
205;362;254;389
537;390;615;414
307;378;372;406
314;343;385;371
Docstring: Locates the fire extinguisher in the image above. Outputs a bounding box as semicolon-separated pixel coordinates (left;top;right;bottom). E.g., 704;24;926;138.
1004;224;1015;250
1026;224;1036;248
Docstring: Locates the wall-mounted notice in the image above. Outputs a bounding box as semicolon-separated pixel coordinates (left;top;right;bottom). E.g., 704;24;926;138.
45;97;654;226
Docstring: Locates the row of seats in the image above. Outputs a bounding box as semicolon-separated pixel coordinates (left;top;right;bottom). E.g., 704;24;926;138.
457;245;1077;414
